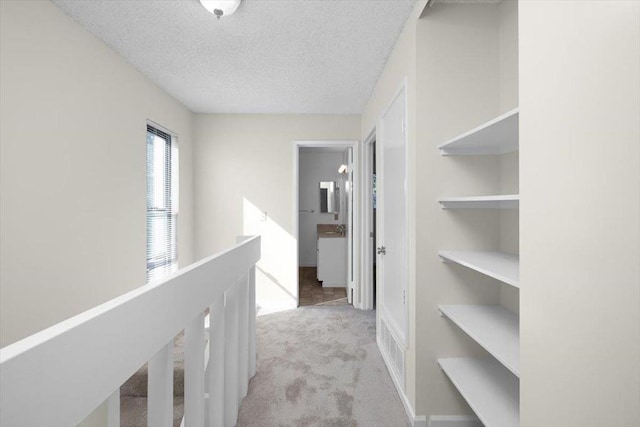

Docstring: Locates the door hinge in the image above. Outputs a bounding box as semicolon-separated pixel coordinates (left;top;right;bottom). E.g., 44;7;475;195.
401;117;406;134
402;290;406;304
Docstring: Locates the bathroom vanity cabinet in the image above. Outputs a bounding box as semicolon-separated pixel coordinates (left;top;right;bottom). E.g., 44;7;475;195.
317;236;346;287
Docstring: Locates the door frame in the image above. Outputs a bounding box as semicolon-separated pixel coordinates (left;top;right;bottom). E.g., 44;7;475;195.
359;128;376;310
375;79;409;347
293;140;359;307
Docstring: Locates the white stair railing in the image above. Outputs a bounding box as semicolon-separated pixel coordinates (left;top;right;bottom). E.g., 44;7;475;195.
0;235;260;427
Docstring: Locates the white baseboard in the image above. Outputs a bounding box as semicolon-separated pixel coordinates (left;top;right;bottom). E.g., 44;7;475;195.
428;415;482;427
377;336;426;427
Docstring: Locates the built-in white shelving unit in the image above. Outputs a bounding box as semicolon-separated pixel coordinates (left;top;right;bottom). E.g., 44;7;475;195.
439;305;519;376
436;76;520;423
438;357;519;427
438;108;519;156
438;250;519;288
438;195;519;209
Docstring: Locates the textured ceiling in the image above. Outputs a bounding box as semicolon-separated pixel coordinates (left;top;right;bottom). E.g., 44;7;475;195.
52;0;417;114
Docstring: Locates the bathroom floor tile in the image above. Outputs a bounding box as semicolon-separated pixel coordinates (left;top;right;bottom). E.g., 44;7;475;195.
298;267;349;307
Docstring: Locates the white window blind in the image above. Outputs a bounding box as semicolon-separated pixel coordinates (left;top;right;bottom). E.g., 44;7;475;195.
146;124;178;283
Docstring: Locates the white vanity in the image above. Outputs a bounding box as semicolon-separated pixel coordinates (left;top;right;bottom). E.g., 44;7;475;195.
316;224;347;287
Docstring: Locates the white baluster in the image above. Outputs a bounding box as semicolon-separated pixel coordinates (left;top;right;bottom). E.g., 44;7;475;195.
148;340;174;427
107;389;120;427
248;266;257;377
207;296;225;427
238;272;249;400
185;313;205;427
224;284;239;427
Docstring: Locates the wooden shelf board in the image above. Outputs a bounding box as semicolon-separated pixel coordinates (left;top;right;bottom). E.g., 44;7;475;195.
438;250;520;288
438;194;519;209
439;304;519;376
438;108;519;156
438;357;519;427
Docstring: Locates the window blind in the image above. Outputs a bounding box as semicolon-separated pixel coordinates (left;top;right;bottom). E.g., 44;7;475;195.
146;124;178;282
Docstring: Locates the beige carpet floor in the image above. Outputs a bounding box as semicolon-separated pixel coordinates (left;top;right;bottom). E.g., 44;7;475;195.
237;306;409;427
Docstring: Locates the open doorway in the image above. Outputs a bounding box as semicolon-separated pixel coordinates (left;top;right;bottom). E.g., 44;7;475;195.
359;131;377;310
293;140;358;307
372;140;377;308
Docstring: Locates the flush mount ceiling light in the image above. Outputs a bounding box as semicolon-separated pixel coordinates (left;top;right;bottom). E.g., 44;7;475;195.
199;0;241;19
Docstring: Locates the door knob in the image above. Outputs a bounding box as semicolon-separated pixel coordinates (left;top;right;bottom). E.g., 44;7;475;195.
377;246;386;255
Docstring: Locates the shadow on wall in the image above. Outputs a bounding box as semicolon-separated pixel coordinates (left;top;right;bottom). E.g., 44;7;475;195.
243;198;297;311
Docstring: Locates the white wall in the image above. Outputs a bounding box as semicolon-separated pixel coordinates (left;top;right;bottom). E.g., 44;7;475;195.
416;3;506;418
0;1;195;425
520;2;640;426
360;0;429;412
193;114;360;310
298;149;346;267
498;0;520;314
0;0;194;346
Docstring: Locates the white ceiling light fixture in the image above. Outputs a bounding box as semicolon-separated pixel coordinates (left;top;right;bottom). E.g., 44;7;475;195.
199;0;241;19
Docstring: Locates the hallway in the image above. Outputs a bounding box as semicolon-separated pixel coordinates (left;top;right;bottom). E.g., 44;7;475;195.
237;306;408;427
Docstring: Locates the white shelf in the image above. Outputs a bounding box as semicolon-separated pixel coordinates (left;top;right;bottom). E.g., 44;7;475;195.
438;357;519;427
438;250;519;288
438;108;519;156
438;194;519;209
439;305;519;376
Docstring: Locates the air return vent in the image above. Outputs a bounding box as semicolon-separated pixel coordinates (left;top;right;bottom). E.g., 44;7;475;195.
379;317;405;389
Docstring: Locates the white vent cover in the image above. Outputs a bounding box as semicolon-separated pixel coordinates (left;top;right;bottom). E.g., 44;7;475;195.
379;316;405;389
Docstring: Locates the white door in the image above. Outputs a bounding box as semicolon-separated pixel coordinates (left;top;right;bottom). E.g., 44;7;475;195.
346;147;354;303
377;87;407;343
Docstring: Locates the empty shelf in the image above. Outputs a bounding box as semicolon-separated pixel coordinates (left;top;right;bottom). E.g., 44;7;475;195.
438;357;519;427
438;194;519;209
439;305;519;376
438;108;519;156
438;250;519;288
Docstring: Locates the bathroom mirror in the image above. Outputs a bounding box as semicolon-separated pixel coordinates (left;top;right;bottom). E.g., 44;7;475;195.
319;181;340;214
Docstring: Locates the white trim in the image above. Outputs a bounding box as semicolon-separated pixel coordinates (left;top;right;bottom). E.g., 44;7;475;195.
401;77;410;344
145;120;181;275
346;146;355;303
358;127;376;310
428;416;482;427
377;336;426;427
376;78;410;345
379;78;409;120
292;140;359;308
146;119;177;138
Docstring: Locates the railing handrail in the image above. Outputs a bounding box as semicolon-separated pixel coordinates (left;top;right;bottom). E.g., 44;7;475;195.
0;235;260;427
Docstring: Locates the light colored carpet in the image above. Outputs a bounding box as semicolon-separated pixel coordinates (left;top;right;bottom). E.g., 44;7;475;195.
237;306;409;427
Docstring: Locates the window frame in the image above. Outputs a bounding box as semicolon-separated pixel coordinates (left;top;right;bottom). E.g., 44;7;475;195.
146;121;179;283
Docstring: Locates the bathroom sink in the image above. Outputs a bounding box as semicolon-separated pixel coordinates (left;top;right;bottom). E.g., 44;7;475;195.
317;224;346;237
320;231;345;237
